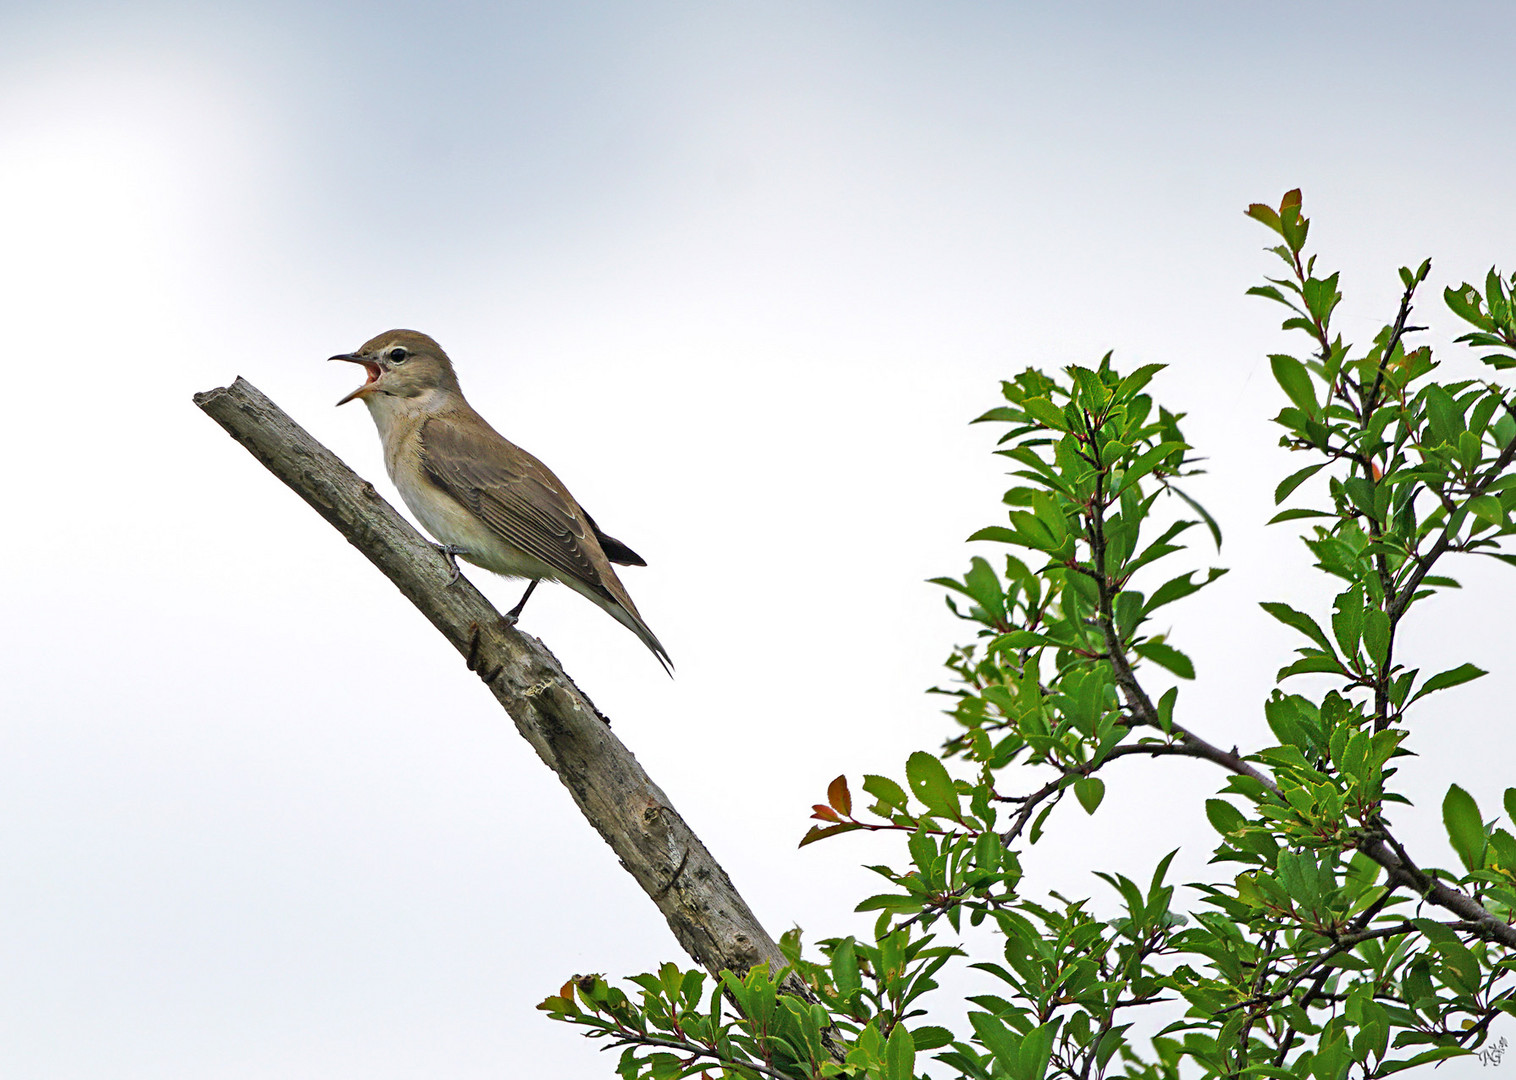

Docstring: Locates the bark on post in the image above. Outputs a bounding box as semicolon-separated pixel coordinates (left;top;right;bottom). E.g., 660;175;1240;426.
193;377;782;982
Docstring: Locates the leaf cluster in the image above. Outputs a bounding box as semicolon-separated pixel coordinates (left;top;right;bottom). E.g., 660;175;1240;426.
542;192;1516;1078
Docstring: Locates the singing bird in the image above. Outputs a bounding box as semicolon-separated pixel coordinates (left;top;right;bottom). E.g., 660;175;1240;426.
331;329;671;673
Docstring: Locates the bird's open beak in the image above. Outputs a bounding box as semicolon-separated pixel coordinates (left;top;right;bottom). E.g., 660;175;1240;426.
330;353;383;406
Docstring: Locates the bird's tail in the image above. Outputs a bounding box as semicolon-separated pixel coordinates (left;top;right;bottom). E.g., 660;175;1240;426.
609;602;674;677
560;572;674;676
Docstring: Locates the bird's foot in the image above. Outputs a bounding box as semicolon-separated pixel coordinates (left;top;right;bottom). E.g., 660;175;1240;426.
435;544;469;584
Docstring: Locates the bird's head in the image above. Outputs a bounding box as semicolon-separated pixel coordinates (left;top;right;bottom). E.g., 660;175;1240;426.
330;329;461;406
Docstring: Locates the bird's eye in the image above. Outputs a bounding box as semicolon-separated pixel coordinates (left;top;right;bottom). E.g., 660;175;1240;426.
387;347;408;363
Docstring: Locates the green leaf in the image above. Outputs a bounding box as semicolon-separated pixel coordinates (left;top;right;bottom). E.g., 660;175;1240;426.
909;1025;953;1051
1113;363;1166;402
969;1011;1022;1067
830;938;861;997
1133;640;1195;679
1276;655;1345;680
1409;663;1487;705
1271;354;1318;416
1245;202;1283;235
990;630;1055;652
1445;282;1491;330
962;557;1007;622
1206;798;1246;836
1331;587;1364;657
1443;784;1486;873
1259;602;1335;654
1022;396;1069;431
1156;686;1177;732
1361;607;1390;667
1074;777;1105;814
1115;440;1187;495
967;525;1022;545
862;774;909;811
906;751;960;820
884;1022;915;1080
1413;917;1481;995
1144;568;1228;615
1467;493;1506;527
1168;485;1223;549
799;822;863;847
1275;462;1328;504
1423;385;1465;445
1268;507;1334;524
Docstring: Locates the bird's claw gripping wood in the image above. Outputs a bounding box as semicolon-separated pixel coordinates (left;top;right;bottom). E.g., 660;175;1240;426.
435;543;469;584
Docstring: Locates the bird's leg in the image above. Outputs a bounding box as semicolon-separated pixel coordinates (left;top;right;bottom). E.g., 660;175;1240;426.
503;579;540;626
435;544;470;585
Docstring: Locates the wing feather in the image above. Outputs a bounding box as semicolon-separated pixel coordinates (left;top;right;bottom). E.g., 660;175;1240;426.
418;416;614;601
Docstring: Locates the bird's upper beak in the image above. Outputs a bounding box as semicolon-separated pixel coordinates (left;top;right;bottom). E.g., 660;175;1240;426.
330;352;384;406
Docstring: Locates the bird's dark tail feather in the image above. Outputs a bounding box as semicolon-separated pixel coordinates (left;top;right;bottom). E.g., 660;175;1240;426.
585;513;647;567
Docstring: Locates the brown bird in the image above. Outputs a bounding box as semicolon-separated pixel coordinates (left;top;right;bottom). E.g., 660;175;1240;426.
331;329;671;673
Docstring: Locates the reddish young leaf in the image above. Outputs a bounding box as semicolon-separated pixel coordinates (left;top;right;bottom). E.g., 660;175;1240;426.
827;774;852;817
811;804;841;822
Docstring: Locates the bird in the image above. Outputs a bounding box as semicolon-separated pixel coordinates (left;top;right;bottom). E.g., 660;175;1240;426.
330;329;671;673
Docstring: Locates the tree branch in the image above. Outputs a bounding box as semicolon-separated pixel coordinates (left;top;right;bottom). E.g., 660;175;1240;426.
193;377;791;985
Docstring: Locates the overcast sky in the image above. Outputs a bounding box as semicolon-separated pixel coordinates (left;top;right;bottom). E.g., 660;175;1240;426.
3;2;1515;1077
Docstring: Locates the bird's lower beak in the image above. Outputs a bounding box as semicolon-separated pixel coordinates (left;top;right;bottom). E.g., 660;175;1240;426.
330;353;383;406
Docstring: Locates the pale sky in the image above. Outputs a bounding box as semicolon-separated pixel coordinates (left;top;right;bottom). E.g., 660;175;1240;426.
3;2;1514;1077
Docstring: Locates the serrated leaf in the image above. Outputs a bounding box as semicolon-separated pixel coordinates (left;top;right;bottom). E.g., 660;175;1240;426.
1467;493;1506;527
862;774;909;811
969;1011;1022;1066
1133;640;1195;679
1443;784;1486;873
967;525;1023;545
1275;462;1328;504
1168;485;1223;549
990;629;1055;651
1259;601;1335;654
1116;440;1187;495
827;775;852;817
1276;655;1346;680
906;751;960;820
799;822;864;848
1409;663;1487;705
1206;798;1246;836
884;1023;915;1080
1331;587;1364;657
1423;385;1465;446
1022;396;1069;431
1268;507;1334;524
1245;202;1283;234
1113;363;1165;403
1271;354;1318;416
1362;607;1390;667
909;1025;953;1051
1144;568;1228;615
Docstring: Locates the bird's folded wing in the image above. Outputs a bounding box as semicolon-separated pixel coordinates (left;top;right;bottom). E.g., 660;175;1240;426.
418;417;612;599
